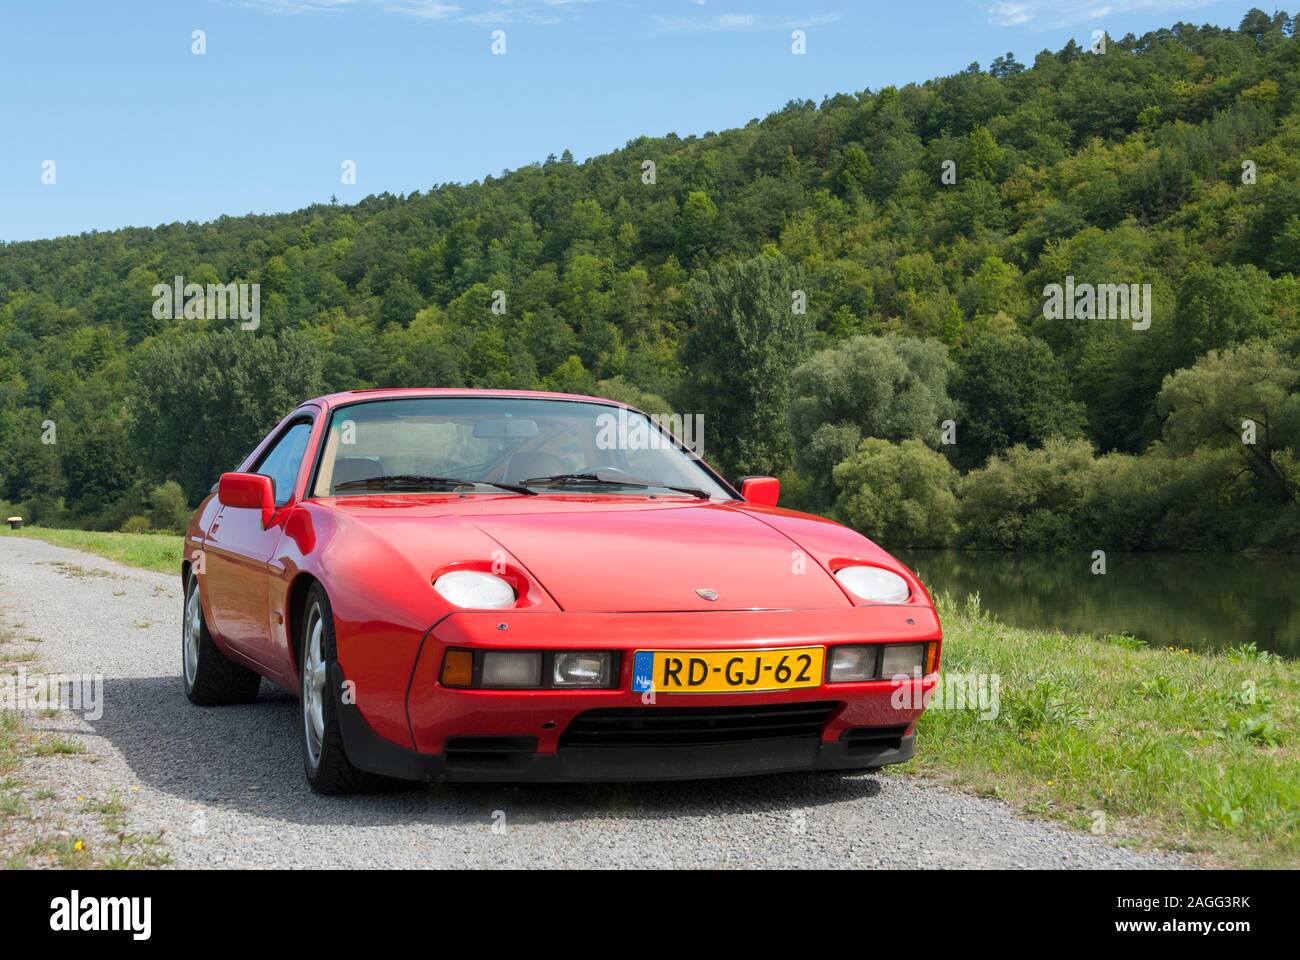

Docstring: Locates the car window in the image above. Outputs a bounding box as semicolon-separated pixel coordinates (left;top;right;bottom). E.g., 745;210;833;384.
532;427;588;474
254;421;313;506
310;397;733;499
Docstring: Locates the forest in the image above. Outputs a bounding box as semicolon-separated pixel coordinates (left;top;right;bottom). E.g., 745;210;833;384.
1;10;1298;552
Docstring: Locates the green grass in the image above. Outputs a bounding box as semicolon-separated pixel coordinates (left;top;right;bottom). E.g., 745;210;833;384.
0;527;182;575
19;836;93;869
904;594;1300;868
0;714;25;778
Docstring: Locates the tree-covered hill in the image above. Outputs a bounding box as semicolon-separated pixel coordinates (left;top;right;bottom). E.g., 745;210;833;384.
3;10;1299;550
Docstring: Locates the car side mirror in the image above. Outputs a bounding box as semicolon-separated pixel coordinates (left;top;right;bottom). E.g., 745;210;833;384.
218;472;275;527
739;476;780;507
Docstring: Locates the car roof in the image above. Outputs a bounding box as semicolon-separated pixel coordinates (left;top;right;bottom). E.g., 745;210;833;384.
309;387;632;412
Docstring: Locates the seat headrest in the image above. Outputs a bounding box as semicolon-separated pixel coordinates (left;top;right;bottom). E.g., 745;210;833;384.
331;456;386;489
505;451;565;483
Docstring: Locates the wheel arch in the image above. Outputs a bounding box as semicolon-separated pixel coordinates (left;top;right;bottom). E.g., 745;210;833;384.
286;571;323;678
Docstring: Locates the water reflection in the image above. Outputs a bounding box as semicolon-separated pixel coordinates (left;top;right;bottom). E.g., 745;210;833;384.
896;550;1300;659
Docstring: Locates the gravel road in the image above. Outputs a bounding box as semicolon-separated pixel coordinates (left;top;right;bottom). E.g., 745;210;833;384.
0;536;1182;869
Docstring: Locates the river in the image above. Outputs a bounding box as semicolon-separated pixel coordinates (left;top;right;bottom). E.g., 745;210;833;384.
896;549;1300;658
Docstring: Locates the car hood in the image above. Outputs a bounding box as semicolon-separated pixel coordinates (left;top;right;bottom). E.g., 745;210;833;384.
463;501;853;613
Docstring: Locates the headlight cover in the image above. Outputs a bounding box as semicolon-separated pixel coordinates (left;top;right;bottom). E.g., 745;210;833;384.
834;565;911;604
552;651;612;688
433;570;516;609
482;651;542;687
828;645;878;683
880;643;927;678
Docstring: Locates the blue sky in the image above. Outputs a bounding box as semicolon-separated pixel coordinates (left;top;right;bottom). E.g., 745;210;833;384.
0;0;1260;241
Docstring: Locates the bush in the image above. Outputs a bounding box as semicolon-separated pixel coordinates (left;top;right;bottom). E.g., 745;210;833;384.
831;438;960;547
120;515;152;534
957;437;1098;550
1082;446;1259;551
147;481;191;534
17;494;67;527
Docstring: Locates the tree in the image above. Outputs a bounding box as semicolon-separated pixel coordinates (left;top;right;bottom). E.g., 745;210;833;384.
798;423;864;508
2;411;66;523
1157;339;1299;504
682;254;814;477
676;191;720;264
830;144;874;198
58;383;139;521
960;256;1028;320
545;355;595;395
789;335;956;504
1167;264;1278;369
962;126;1003;181
128;331;326;503
989;52;1024;78
466;327;514;387
950;332;1087;469
380;276;424;328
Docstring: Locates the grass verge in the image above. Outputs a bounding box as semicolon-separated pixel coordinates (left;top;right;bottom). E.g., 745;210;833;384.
1;622;172;868
904;594;1299;868
0;527;182;576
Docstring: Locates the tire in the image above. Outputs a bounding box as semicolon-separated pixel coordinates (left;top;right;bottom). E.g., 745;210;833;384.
182;570;262;706
299;583;385;794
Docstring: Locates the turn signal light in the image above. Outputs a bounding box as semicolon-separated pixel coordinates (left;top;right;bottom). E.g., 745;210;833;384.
925;642;939;675
441;649;474;687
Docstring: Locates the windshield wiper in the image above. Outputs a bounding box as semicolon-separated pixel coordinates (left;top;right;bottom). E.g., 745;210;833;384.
334;474;536;495
520;472;711;499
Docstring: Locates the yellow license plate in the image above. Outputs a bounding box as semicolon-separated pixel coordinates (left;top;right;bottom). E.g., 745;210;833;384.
631;647;824;694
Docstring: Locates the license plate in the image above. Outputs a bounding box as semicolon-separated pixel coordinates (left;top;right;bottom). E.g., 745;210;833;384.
631;647;824;694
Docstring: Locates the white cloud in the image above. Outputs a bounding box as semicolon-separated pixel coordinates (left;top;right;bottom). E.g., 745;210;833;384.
237;0;584;24
236;0;360;13
791;12;841;28
986;0;1213;29
384;0;461;19
654;9;841;32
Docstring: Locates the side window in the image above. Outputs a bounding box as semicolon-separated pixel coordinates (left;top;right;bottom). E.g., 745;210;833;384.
254;421;313;507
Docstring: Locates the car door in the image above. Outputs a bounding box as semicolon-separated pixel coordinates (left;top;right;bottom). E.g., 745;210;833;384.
203;418;314;665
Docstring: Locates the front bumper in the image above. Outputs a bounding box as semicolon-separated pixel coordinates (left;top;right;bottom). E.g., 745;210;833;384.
336;672;916;781
336;606;940;783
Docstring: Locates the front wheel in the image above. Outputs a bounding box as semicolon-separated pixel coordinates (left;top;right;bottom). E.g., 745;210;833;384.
300;583;385;794
182;571;261;706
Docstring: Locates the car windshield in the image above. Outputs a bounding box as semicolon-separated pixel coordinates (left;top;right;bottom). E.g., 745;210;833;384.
311;396;733;500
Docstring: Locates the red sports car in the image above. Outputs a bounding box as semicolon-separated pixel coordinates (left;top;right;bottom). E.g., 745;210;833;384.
182;388;941;793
